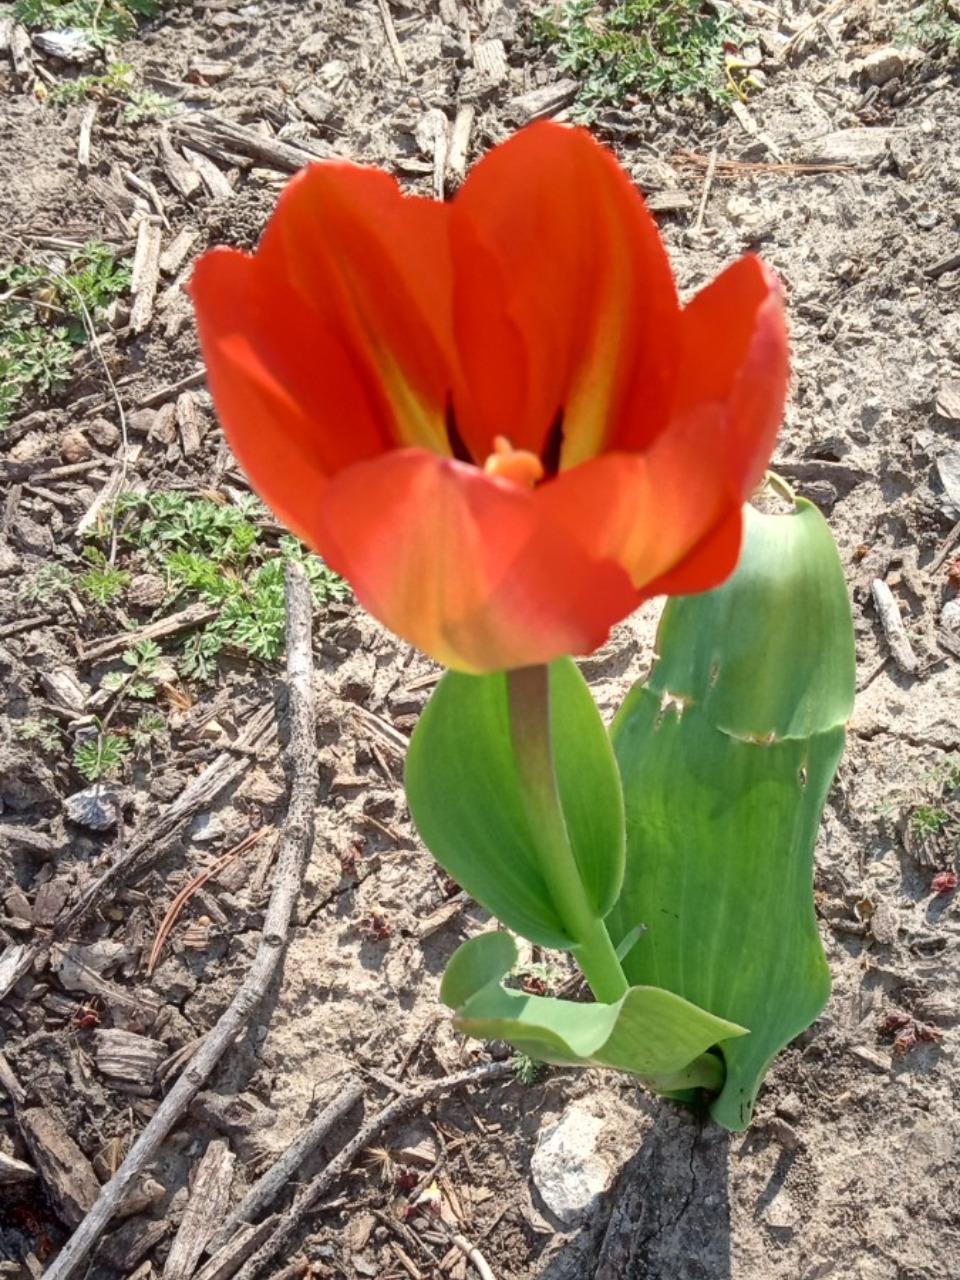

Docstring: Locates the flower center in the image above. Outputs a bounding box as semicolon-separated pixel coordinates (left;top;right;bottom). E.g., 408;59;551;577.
483;435;544;489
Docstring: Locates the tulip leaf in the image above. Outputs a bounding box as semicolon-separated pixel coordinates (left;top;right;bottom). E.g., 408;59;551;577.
609;500;855;1131
442;932;745;1091
406;657;625;950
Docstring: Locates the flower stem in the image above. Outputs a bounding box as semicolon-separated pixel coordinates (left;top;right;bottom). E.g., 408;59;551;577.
506;665;629;1005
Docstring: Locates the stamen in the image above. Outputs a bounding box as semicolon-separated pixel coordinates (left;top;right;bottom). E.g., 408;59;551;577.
483;435;545;489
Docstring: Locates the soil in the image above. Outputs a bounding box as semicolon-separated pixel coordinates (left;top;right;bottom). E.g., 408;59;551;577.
1;1;960;1278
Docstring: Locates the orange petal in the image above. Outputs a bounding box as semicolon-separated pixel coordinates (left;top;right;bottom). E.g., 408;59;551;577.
191;162;457;495
450;123;680;468
665;254;788;488
307;451;641;673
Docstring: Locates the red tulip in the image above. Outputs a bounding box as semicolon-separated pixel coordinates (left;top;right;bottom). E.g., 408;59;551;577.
191;123;788;673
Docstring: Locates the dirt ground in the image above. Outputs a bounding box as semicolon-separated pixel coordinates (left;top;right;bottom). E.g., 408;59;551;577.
1;1;960;1277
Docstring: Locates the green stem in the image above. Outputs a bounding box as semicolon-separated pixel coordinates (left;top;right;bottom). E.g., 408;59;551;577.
506;665;629;1005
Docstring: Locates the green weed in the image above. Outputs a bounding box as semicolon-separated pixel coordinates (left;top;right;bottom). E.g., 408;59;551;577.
13;0;162;46
47;61;176;122
530;0;743;117
910;804;951;839
111;493;349;679
898;0;960;50
78;547;130;606
19;563;74;608
513;1052;545;1084
130;708;167;751
100;639;164;700
0;241;130;430
73;721;129;782
15;718;63;754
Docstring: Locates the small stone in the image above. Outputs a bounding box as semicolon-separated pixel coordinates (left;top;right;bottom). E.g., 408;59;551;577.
941;600;960;633
126;408;157;436
9;431;47;464
127;573;167;611
190;812;225;843
60;429;91;463
64;786;120;831
855;47;904;87
0;545;22;576
86;417;120;449
936;379;960;422
531;1104;610;1226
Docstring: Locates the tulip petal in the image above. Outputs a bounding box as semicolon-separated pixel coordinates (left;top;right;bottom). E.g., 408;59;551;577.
668;254;788;488
450;123;680;469
307;451;641;673
191;162;457;483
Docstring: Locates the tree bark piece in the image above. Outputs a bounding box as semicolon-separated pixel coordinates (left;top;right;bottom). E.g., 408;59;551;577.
164;1139;236;1280
18;1108;101;1229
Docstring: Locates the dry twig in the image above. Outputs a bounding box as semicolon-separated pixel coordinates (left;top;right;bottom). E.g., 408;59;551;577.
40;561;318;1280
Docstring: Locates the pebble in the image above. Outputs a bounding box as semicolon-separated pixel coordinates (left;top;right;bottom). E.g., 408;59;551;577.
64;786;120;831
60;430;91;464
854;47;905;87
530;1104;612;1225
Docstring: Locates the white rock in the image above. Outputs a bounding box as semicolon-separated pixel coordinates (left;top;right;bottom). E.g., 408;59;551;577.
530;1104;611;1225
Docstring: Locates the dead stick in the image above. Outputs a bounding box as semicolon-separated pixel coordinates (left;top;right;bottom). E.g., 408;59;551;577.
39;561;318;1280
377;0;408;79
232;1062;515;1280
692;147;717;233
205;1081;365;1258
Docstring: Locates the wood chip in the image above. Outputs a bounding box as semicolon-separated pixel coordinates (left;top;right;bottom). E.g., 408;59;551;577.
158;128;203;200
18;1108;101;1228
0;1150;36;1184
472;38;507;84
183;146;237;201
0;16;35;89
80;600;219;662
173;112;331;174
871;578;919;674
507;79;578;123
130;218;163;334
163;1139;236;1280
77;102;97;171
176;390;204;456
159;227;199;276
797;128;892;166
446;105;474;181
94;1030;166;1088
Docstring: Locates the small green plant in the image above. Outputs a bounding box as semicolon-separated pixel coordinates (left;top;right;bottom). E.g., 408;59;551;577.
19;562;74;606
101;640;164;700
13;0;162;46
130;708;167;751
530;0;743;117
73;721;129;782
910;804;950;839
898;0;960;50
0;241;130;429
47;61;175;122
111;493;349;678
513;1052;545;1085
15;718;63;754
78;546;130;606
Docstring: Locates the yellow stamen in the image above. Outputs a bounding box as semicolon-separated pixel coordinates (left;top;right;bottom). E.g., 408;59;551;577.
483;435;544;489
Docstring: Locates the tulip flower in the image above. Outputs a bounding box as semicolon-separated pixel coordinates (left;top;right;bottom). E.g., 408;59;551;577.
191;123;788;673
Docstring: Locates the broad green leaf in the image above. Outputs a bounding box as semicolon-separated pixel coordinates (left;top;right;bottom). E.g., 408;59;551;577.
406;657;624;949
649;501;855;740
609;500;855;1130
442;932;744;1090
